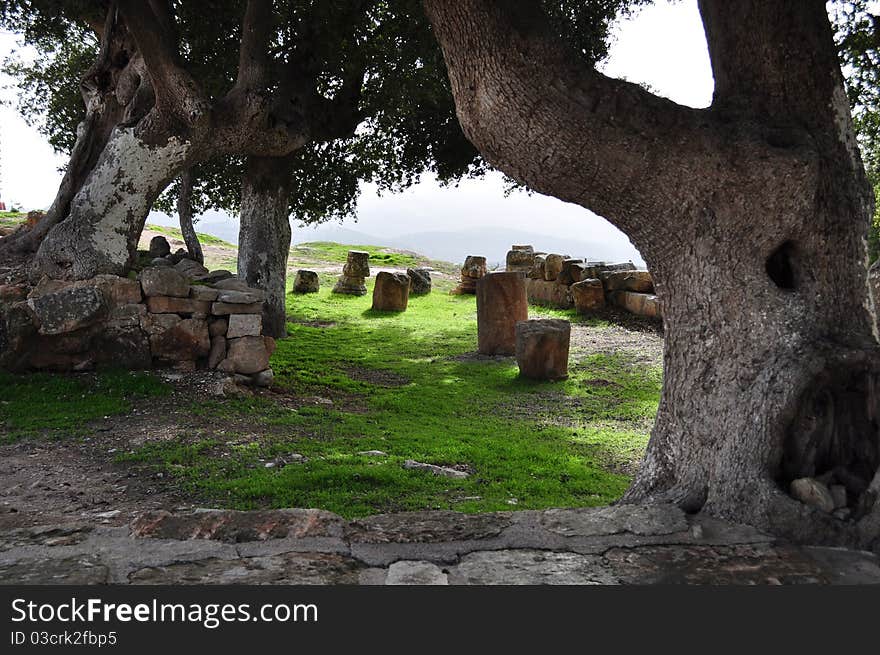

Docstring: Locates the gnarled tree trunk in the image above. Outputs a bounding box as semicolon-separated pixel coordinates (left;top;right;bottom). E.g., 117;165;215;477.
176;168;204;264
32;112;197;280
238;155;295;338
424;0;880;549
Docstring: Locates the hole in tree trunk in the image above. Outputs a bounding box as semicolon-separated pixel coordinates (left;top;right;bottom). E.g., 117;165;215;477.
779;366;880;518
766;241;798;290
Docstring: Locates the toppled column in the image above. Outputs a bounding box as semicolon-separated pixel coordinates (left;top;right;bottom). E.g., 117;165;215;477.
372;271;410;311
452;255;487;294
515;319;571;381
476;272;528;355
332;250;370;295
506;245;535;273
292;270;319;293
407;268;432;295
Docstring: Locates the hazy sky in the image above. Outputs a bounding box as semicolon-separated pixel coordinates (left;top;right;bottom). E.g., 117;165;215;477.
0;0;714;261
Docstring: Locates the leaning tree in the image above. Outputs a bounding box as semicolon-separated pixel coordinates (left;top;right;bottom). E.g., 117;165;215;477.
425;0;880;549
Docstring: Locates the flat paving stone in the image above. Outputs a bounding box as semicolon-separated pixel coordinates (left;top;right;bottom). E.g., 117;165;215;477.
346;511;511;544
449;549;619;585
385;560;449;585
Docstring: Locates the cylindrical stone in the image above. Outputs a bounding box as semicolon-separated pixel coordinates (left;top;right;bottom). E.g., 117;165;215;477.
515;319;571;381
476;272;528;355
372;271;411;311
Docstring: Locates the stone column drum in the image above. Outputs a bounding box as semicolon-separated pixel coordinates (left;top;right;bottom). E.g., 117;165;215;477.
515;319;571;380
476;272;528;355
333;250;370;295
372;271;411;311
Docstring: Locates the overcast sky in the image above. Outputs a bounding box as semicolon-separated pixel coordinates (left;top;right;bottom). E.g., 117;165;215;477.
0;0;714;263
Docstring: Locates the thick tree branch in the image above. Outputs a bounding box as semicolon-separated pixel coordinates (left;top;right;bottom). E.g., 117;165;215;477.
235;0;273;93
422;0;717;243
117;0;206;125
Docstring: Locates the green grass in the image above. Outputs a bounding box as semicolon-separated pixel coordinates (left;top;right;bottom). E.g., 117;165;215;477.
0;211;25;228
145;223;235;248
290;241;457;274
0;369;170;442
122;274;661;517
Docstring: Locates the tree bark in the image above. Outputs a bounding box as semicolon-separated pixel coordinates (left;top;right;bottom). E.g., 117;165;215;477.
424;0;880;549
238;155;295;338
176;168;203;264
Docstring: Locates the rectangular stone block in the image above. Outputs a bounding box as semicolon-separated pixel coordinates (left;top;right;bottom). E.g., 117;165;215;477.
227;313;262;338
190;285;220;302
610;291;661;318
146;296;211;315
211;301;264;315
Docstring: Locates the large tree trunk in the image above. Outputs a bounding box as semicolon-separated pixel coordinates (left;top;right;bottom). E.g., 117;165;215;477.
176;168;204;264
0;6;148;256
424;0;880;549
238;155;295;338
32;112;195;280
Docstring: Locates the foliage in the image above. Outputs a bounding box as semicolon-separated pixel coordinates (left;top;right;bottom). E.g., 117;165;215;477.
831;0;880;261
2;0;638;229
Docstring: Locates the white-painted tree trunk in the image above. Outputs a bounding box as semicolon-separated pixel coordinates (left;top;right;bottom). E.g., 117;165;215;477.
33;123;193;280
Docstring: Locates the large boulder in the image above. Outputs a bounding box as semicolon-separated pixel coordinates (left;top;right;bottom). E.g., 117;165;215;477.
293;270;320;293
28;286;105;335
407;268;432;295
515;319;571;381
476;272;528;355
139;267;190;298
372;271;411;312
571;278;606;313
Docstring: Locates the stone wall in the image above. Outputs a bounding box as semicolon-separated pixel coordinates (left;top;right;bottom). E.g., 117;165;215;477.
0;256;275;384
504;246;661;319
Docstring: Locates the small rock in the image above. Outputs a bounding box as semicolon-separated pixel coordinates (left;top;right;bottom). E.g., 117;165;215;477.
358;450;387;457
252;369;274;387
385;561;448;585
790;477;835;513
95;509;121;519
403;460;469;479
833;508;852;521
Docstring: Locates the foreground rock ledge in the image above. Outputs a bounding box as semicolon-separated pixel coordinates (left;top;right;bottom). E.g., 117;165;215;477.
2;504;879;584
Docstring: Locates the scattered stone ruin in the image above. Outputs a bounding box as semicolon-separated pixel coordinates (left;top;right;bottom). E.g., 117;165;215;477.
372;271;411;312
407;267;432;295
476;271;528;355
451;255;487;294
333;250;370;295
503;246;660;319
516;319;571;381
292;269;319;293
0;236;275;385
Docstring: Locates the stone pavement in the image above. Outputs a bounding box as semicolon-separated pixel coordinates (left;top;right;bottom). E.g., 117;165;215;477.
2;504;879;584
